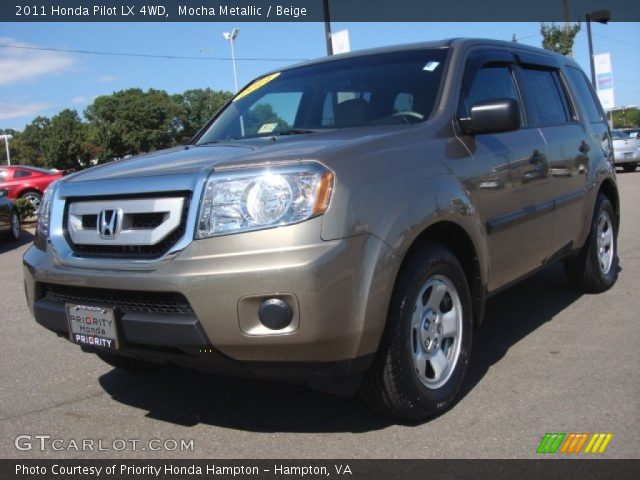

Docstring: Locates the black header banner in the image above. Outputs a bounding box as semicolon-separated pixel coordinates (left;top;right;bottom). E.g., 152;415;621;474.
2;0;640;22
3;459;640;480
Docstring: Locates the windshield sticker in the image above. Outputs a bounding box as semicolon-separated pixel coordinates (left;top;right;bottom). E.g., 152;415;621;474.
423;61;440;72
257;123;278;134
233;72;281;102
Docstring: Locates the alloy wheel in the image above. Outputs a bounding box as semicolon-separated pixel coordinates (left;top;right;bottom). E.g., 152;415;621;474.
411;274;463;389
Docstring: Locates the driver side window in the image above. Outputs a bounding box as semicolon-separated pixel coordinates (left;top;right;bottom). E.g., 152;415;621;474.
460;64;519;118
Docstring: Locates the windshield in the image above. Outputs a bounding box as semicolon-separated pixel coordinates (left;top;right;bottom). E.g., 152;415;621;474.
612;130;630;139
196;48;449;144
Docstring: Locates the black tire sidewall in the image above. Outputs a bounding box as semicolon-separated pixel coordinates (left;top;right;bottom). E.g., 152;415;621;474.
9;211;20;241
390;244;473;417
588;196;618;287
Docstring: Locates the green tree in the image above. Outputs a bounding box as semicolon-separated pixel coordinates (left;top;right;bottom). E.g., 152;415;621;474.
173;88;233;140
612;108;640;128
540;23;581;56
14;116;51;166
84;88;184;161
43;109;92;170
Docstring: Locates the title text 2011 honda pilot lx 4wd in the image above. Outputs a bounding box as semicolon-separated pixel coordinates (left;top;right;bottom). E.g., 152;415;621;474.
24;39;619;420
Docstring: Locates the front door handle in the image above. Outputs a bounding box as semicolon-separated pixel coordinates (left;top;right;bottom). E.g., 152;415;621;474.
550;167;572;178
579;141;591;154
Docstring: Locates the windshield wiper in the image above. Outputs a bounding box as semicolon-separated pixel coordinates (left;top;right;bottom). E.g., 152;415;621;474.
279;128;320;136
196;140;258;150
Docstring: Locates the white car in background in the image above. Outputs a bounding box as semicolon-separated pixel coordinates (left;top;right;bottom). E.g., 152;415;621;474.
612;129;640;172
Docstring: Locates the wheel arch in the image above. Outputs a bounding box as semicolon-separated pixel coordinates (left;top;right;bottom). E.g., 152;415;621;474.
597;177;620;226
394;220;486;328
17;187;42;198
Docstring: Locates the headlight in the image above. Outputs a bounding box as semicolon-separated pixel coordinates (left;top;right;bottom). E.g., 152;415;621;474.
35;180;58;249
196;162;333;238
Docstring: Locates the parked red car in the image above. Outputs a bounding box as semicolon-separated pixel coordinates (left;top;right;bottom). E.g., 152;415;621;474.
0;166;64;211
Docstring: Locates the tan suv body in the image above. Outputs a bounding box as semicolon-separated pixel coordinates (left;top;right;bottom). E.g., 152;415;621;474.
24;39;619;419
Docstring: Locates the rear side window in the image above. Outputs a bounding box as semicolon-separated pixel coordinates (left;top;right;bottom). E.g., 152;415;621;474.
13;170;32;178
460;64;519;116
519;67;571;126
565;67;605;123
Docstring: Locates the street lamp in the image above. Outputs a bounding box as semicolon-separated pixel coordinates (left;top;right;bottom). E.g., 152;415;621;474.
223;27;240;92
586;9;611;88
0;134;12;165
323;0;333;56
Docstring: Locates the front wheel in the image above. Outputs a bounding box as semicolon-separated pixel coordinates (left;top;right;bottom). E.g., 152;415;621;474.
622;163;637;173
7;211;20;241
360;243;473;421
565;194;618;293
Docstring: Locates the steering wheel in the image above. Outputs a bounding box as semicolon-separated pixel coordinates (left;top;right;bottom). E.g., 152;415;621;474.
391;111;425;123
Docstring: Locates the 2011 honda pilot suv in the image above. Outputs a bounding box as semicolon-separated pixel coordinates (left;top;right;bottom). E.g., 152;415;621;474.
24;39;619;420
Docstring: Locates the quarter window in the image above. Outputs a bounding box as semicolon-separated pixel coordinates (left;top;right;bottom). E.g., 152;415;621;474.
519;67;572;126
565;66;605;123
13;170;32;178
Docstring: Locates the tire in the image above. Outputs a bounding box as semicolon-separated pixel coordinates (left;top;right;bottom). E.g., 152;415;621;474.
565;194;618;293
94;351;159;372
7;210;20;241
622;163;637;173
20;191;42;212
360;242;473;421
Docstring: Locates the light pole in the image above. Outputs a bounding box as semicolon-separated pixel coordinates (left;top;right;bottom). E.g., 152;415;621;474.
223;28;244;136
323;0;333;56
586;9;611;88
223;27;240;92
0;134;12;165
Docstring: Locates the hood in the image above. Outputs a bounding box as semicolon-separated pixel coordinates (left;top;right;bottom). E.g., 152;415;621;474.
612;136;640;150
63;125;409;183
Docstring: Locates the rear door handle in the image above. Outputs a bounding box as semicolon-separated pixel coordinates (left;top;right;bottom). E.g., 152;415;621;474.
550;167;572;178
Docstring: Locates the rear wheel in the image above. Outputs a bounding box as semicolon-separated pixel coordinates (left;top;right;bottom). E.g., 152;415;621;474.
565;194;618;293
622;163;637;173
94;351;159;372
360;243;473;421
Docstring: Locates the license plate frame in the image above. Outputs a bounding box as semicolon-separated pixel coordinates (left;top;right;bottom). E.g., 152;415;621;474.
66;303;119;350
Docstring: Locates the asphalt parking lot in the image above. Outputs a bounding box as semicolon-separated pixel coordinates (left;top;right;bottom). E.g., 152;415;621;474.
1;171;638;459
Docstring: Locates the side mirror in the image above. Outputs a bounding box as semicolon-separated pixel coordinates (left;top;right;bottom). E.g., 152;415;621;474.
459;98;521;135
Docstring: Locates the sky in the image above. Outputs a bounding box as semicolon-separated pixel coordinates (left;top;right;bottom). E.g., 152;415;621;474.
0;21;638;130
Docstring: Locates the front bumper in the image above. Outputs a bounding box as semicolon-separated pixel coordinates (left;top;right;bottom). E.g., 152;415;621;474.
23;217;397;379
